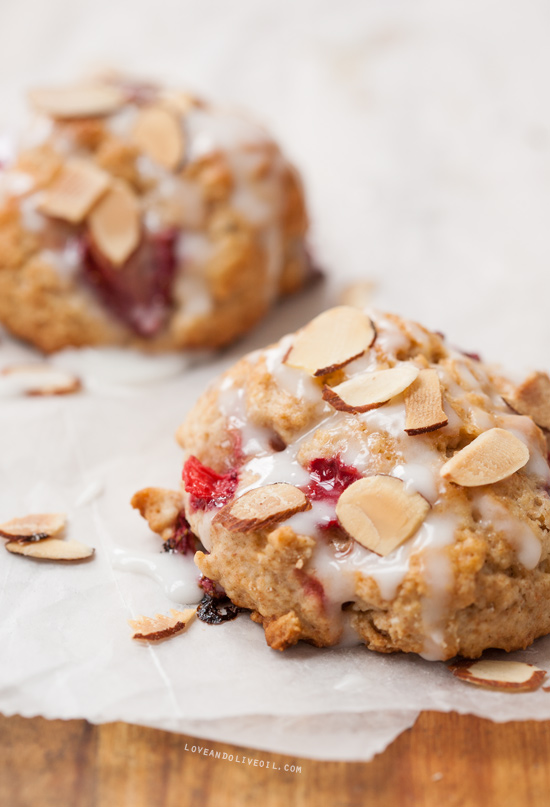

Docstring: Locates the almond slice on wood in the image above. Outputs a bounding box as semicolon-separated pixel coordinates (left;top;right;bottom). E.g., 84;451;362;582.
404;369;448;435
503;372;550;431
448;659;546;692
1;364;81;396
213;483;311;533
87;180;141;265
28;84;124;119
129;607;196;641
0;513;66;541
323;364;419;413
5;538;94;561
440;428;529;487
335;475;430;557
132;105;184;171
38;158;110;223
284;307;376;377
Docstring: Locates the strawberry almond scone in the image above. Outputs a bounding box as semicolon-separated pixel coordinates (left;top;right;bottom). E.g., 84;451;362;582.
133;307;550;660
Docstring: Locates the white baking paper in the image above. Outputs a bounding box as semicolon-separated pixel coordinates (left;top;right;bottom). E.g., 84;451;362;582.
2;0;550;762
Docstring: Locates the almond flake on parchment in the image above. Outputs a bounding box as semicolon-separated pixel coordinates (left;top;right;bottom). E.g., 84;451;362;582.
5;538;94;561
28;84;124;119
284;307;376;377
0;513;66;541
129;607;196;641
440;428;529;487
323;364;419;414
87;180;141;266
1;364;81;396
132;105;184;171
335;475;430;557
404;369;448;435
448;659;546;692
213;483;311;533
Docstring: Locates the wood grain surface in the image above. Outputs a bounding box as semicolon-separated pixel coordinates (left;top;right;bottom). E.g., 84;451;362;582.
1;712;549;807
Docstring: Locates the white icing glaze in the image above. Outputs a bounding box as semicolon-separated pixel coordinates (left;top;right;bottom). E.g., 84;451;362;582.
51;347;189;391
112;547;202;605
473;494;542;570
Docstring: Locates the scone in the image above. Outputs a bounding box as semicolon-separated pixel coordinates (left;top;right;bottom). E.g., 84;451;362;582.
0;74;310;352
133;307;550;660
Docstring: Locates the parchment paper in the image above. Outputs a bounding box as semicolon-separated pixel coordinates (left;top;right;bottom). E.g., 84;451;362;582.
2;0;550;761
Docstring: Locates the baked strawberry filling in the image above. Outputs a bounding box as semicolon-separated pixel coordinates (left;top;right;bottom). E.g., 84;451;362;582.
303;456;362;530
82;228;178;337
162;511;200;555
182;455;239;512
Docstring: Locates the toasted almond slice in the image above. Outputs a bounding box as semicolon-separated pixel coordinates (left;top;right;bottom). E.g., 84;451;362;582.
38;158;110;223
28;84;124;119
88;180;141;265
448;660;546;692
284;307;376;377
132;105;184;171
129;607;196;641
440;428;529;487
213;483;311;533
404;369;448;435
159;89;201;115
6;538;94;561
323;364;419;414
339;280;376;309
1;364;81;396
503;372;550;431
335;475;430;557
0;513;66;541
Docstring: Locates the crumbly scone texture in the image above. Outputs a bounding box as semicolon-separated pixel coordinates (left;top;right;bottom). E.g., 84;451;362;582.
0;76;309;353
136;308;550;660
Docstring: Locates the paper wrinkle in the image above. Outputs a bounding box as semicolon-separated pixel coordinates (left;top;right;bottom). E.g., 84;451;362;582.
2;0;550;760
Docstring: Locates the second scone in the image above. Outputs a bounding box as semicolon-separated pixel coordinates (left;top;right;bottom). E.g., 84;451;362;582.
0;74;310;352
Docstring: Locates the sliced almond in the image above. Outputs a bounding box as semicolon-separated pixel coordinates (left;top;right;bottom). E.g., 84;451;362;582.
1;364;81;396
440;428;529;487
503;372;550;431
404;369;448;435
5;538;94;561
284;307;376;377
0;513;66;541
213;483;311;533
159;89;202;115
38;158;110;223
323;364;419;414
335;475;430;557
132;105;184;171
28;84;124;119
87;180;141;265
129;607;196;641
339;280;375;309
448;659;546;692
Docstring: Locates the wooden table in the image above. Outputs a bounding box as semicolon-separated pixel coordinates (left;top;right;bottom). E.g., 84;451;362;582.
1;712;549;806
